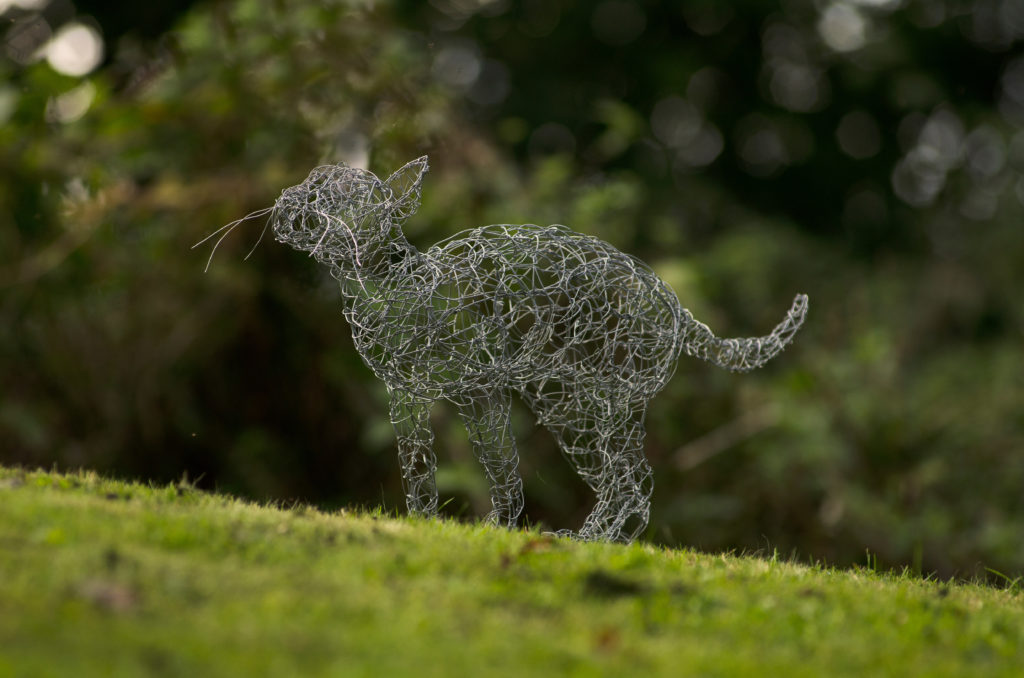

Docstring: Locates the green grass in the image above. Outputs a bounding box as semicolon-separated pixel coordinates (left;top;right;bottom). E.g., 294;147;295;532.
1;466;1022;677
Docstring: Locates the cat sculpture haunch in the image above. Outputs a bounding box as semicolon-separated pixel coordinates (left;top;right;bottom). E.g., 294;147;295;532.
258;156;807;543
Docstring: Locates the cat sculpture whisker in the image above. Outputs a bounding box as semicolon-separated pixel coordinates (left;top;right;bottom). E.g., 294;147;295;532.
193;206;274;272
204;156;808;543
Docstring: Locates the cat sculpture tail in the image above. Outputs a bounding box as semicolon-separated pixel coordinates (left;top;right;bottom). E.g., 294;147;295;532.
678;293;808;373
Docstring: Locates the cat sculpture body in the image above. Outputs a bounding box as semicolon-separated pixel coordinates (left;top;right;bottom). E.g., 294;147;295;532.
266;156;807;542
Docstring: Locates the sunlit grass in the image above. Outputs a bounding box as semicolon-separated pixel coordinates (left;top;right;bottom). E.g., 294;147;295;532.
1;465;1022;677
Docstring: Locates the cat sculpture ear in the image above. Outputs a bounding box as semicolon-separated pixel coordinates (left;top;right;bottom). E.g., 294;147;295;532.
384;156;429;221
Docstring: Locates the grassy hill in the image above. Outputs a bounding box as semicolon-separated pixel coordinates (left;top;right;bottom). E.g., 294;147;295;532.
1;465;1022;677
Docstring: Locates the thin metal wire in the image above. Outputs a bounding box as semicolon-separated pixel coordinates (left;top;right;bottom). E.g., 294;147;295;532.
225;156;808;542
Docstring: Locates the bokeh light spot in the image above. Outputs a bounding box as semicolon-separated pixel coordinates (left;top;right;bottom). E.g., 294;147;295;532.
468;59;510;106
736;115;789;177
675;124;723;169
964;125;1005;181
45;21;103;77
44;80;96;124
0;86;18;125
650;96;700;148
959;188;998;221
998;56;1024;123
961;0;1024;51
0;0;52;9
432;41;482;88
848;0;901;7
686;67;723;111
918;109;965;169
818;3;867;52
769;63;826;112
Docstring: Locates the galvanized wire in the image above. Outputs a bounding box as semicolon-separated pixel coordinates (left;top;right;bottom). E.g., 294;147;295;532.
252;156;807;542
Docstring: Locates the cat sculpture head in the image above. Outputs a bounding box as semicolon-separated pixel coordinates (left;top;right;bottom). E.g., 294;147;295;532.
270;156;429;265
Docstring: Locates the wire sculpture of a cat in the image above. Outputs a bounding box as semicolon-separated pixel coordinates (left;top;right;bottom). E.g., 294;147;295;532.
205;156;808;542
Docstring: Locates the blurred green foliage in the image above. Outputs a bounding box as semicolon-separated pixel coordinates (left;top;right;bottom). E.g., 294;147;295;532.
2;0;1023;579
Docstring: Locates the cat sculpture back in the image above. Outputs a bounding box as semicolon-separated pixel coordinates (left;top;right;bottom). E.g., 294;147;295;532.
255;156;807;542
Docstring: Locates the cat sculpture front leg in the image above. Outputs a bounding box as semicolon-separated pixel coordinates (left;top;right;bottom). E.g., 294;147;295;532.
388;389;439;516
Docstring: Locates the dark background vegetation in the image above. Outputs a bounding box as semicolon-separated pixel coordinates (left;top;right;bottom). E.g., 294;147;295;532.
3;0;1023;579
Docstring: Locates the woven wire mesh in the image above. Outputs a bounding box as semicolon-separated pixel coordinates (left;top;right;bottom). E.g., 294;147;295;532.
215;157;808;542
